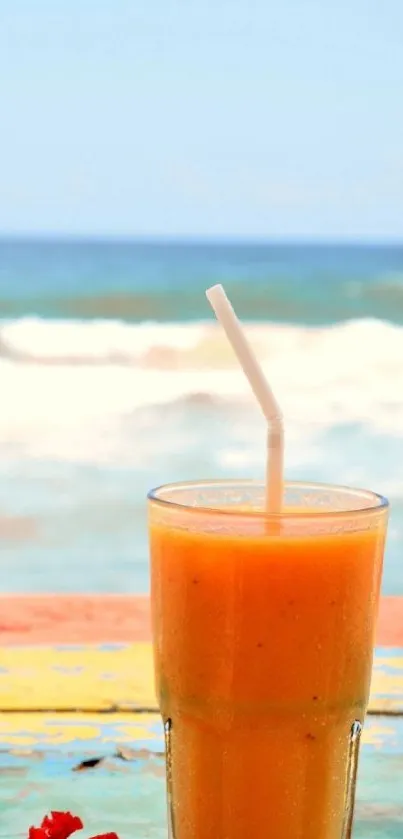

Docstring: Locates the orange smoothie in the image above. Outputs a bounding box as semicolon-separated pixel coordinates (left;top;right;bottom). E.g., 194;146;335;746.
149;482;388;839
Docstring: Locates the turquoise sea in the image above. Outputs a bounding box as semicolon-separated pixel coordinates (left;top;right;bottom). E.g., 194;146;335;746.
0;239;402;594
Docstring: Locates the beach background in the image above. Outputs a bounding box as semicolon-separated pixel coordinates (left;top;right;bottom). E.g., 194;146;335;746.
2;6;403;837
0;238;402;595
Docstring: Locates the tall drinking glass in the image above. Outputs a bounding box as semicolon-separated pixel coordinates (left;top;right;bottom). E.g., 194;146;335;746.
148;480;388;839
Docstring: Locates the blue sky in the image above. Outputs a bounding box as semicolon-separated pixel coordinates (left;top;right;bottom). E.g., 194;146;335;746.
0;1;402;239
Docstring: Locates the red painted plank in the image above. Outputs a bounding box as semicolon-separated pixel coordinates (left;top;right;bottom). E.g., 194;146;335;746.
0;594;150;645
1;594;402;646
377;596;403;647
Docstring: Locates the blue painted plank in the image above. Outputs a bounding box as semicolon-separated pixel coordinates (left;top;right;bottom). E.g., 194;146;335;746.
1;715;403;837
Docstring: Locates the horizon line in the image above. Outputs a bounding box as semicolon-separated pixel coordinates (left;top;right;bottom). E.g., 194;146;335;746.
0;233;402;247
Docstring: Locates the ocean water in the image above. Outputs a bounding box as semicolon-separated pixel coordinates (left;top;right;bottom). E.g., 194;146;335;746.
0;239;402;594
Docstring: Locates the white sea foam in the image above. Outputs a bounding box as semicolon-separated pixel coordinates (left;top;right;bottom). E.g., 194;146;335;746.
0;317;206;363
0;315;402;595
0;316;401;462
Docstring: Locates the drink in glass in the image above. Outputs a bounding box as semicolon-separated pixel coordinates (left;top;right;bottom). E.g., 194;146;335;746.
149;480;388;839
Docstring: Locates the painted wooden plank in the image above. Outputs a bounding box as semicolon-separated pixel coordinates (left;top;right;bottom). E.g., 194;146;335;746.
0;644;154;711
1;715;403;838
369;649;403;714
1;644;402;713
1;594;402;646
377;597;403;647
0;594;151;646
0;712;400;752
368;648;403;713
0;712;162;749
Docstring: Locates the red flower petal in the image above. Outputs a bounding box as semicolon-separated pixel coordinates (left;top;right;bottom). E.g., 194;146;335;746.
89;835;120;839
40;811;83;839
28;811;120;839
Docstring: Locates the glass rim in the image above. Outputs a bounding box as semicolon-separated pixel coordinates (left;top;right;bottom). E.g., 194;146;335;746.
147;479;389;520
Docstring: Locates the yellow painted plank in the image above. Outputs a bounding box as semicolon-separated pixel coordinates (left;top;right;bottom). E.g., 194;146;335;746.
0;643;155;711
369;652;403;713
0;712;161;748
1;644;402;713
0;712;400;753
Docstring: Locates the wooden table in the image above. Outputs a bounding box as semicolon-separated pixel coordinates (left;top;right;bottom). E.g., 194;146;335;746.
1;595;403;837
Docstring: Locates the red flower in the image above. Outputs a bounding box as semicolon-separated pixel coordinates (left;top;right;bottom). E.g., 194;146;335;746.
90;835;119;839
41;812;83;838
28;812;120;839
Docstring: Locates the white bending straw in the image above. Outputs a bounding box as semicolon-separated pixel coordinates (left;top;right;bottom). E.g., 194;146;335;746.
206;284;284;513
